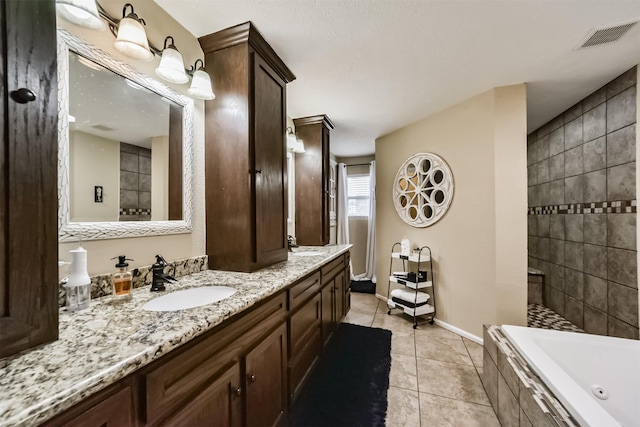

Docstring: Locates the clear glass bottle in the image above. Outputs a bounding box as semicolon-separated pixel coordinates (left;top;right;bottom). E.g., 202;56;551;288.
112;255;133;300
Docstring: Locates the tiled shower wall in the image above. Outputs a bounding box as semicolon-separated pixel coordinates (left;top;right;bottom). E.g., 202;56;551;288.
119;142;152;221
527;67;638;340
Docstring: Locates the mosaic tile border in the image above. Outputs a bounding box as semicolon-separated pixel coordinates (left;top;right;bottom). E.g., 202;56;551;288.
119;208;152;216
528;199;636;215
58;255;208;307
485;325;579;427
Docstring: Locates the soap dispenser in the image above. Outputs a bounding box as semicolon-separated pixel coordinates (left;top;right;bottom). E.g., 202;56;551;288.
111;255;134;300
64;245;91;311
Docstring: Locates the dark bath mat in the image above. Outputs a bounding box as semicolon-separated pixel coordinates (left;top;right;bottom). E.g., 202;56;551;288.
350;280;376;294
283;323;392;427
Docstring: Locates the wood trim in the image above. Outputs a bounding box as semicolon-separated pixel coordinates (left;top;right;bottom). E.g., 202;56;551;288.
293;114;335;130
168;103;183;220
1;0;7;319
198;21;296;83
0;0;58;359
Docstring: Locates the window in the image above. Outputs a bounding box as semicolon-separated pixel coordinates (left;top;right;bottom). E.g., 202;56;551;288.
347;174;370;217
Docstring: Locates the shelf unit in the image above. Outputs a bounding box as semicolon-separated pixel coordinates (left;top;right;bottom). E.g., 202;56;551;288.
386;243;436;328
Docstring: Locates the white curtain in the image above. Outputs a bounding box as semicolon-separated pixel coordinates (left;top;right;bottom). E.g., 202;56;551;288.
336;163;353;278
354;161;376;283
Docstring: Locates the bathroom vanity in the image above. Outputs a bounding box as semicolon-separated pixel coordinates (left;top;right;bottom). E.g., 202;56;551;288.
0;246;351;427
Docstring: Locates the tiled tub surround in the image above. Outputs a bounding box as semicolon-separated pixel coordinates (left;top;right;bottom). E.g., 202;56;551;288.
57;254;208;307
482;325;579;427
527;66;638;339
0;245;350;427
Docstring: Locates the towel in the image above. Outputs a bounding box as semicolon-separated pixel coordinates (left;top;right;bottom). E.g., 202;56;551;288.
391;288;429;304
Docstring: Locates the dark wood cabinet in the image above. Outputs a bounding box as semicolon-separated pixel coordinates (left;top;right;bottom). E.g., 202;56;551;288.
0;0;59;358
199;22;295;272
163;362;242;427
294;115;335;246
245;323;287;427
39;252;350;427
42;382;135;427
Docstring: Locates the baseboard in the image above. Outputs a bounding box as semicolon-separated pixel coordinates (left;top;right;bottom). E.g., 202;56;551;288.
434;319;483;345
374;293;483;345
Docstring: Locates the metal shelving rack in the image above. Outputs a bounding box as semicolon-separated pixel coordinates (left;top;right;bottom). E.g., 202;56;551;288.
386;242;436;329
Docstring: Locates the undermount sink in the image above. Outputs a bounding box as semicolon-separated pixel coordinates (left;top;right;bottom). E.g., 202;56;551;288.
142;286;238;312
290;251;322;257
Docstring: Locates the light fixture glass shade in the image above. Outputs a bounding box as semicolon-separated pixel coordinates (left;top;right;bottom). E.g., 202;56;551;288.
56;0;105;30
286;128;297;151
114;15;153;61
293;137;305;153
156;46;189;84
188;68;215;100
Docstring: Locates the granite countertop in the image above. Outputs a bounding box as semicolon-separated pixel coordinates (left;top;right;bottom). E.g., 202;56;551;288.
0;245;350;427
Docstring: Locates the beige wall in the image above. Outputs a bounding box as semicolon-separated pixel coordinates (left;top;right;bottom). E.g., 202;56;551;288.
375;85;527;338
70;131;119;222
637;66;640;327
58;2;206;275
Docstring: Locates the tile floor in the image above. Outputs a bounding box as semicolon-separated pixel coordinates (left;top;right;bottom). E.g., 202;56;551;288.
343;292;499;427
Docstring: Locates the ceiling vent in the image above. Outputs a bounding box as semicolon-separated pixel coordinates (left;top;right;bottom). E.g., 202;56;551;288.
91;124;115;131
576;20;638;49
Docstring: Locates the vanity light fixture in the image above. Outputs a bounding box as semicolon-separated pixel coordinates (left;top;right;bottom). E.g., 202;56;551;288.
155;36;189;84
187;60;215;101
56;0;106;31
286;127;305;153
56;0;215;100
113;3;153;62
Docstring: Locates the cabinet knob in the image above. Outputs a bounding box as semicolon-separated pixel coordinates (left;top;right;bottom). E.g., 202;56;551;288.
10;88;36;104
234;387;242;396
249;374;256;382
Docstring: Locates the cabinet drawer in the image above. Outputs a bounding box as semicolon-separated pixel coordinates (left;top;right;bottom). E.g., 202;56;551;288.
47;385;133;427
288;271;320;310
321;254;345;284
289;293;321;357
143;293;286;424
288;327;321;402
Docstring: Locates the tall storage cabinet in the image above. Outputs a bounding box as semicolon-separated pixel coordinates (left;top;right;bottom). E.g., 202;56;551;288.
294;115;334;246
0;0;59;358
199;22;296;272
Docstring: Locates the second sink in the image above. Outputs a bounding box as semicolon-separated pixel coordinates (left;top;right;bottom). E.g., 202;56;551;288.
142;286;238;312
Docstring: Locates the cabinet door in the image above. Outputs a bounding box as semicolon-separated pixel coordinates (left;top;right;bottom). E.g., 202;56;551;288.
60;387;133;427
245;323;287;427
163;362;242;427
321;281;335;346
253;53;287;266
334;270;345;322
0;0;59;358
321;125;331;244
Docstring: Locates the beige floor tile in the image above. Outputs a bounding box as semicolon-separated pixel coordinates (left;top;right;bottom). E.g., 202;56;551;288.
390;353;418;391
372;309;417;333
390;329;416;357
414;323;463;340
343;310;375;327
463;338;484;369
416;357;490;406
419;392;500;427
349;293;380;313
386;386;420;427
415;335;473;366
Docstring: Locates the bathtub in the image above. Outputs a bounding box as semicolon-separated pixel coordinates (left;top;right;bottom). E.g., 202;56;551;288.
502;325;640;427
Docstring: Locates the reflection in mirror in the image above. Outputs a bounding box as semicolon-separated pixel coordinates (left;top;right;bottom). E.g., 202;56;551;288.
58;29;194;241
68;51;182;222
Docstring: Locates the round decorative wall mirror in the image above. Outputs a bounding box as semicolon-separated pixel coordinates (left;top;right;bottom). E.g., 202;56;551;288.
393;152;454;227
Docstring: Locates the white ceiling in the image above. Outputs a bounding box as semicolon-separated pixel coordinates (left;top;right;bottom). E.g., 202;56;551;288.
155;0;640;157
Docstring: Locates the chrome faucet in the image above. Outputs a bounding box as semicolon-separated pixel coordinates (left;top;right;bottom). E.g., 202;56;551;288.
151;255;177;292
